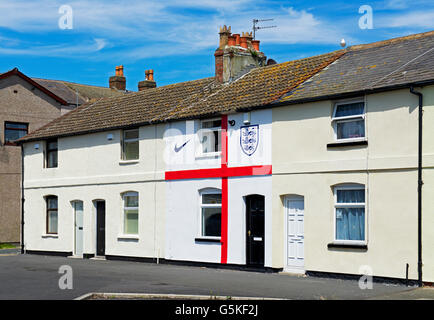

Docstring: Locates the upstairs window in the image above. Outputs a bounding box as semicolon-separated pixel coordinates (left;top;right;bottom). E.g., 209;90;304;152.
200;190;221;238
199;119;221;155
123;192;139;235
334;185;365;243
122;129;139;160
46;139;58;168
46;196;58;234
4;122;28;144
332;101;365;141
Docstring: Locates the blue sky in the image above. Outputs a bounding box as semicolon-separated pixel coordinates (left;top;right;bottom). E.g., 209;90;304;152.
1;0;434;91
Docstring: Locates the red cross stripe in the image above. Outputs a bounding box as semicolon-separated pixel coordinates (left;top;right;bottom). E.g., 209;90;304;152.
165;115;272;264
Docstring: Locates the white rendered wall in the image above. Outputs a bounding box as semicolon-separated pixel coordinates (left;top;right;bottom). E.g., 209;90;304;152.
22;124;166;258
165;109;272;265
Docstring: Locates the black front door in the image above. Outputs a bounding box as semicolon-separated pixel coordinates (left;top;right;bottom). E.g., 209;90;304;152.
246;195;265;266
96;201;106;256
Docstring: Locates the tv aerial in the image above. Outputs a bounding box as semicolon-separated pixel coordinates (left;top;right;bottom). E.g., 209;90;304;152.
253;19;277;40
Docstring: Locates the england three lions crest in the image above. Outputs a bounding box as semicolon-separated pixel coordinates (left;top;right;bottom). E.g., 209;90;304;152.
240;125;259;156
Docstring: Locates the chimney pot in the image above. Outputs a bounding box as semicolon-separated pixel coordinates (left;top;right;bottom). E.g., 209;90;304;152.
232;34;240;46
252;40;260;51
228;35;236;47
240;36;248;49
242;32;253;49
218;25;232;49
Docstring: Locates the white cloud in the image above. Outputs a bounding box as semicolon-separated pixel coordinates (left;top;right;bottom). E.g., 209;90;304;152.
384;0;409;10
0;0;352;60
378;10;434;28
0;38;108;56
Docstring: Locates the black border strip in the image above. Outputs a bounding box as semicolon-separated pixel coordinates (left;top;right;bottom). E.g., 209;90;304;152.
306;270;418;286
105;255;281;273
25;250;72;257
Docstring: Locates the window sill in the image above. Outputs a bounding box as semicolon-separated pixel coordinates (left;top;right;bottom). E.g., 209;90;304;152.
327;140;367;148
195;237;221;243
117;234;139;240
327;242;367;250
119;160;139;165
42;234;58;239
195;152;221;160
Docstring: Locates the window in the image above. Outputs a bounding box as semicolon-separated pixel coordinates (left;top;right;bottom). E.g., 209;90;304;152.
123;192;139;235
199;119;221;155
4;122;28;144
46;139;58;168
46;196;58;234
122;129;139;160
334;185;365;243
332;101;365;141
200;190;221;238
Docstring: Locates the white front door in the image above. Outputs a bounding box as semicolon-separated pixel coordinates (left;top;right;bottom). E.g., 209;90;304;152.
285;197;304;273
73;201;84;257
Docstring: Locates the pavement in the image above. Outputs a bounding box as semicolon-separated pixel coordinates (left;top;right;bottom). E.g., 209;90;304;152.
0;253;432;300
0;248;20;255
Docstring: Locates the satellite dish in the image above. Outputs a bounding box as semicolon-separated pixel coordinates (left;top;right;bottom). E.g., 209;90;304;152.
340;38;346;48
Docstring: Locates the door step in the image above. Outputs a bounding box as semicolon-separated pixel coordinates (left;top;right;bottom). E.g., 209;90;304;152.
90;256;106;261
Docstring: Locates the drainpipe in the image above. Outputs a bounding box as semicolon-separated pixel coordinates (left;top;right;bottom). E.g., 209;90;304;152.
20;144;25;254
410;86;423;287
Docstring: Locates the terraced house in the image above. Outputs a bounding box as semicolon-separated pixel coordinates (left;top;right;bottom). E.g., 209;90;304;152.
0;68;125;244
18;29;434;285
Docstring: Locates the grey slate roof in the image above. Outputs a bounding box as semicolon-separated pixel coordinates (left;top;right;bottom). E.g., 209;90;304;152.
278;30;434;104
18;30;434;143
19;51;343;142
32;78;125;105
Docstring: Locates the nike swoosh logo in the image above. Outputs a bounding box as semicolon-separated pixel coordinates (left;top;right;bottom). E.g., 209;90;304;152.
174;140;189;153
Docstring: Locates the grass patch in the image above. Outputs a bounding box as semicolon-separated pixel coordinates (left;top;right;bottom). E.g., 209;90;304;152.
0;243;18;249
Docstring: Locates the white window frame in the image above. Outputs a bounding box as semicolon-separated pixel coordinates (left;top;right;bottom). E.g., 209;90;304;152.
197;118;222;158
197;188;222;240
332;99;366;142
121;129;139;161
333;184;367;245
120;191;139;237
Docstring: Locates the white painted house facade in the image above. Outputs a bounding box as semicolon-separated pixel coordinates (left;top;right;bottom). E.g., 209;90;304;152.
19;30;434;284
22;125;167;260
164;109;272;266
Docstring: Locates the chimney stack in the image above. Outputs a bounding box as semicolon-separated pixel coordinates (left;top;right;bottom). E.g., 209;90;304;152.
214;26;266;84
138;69;157;91
109;65;126;91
